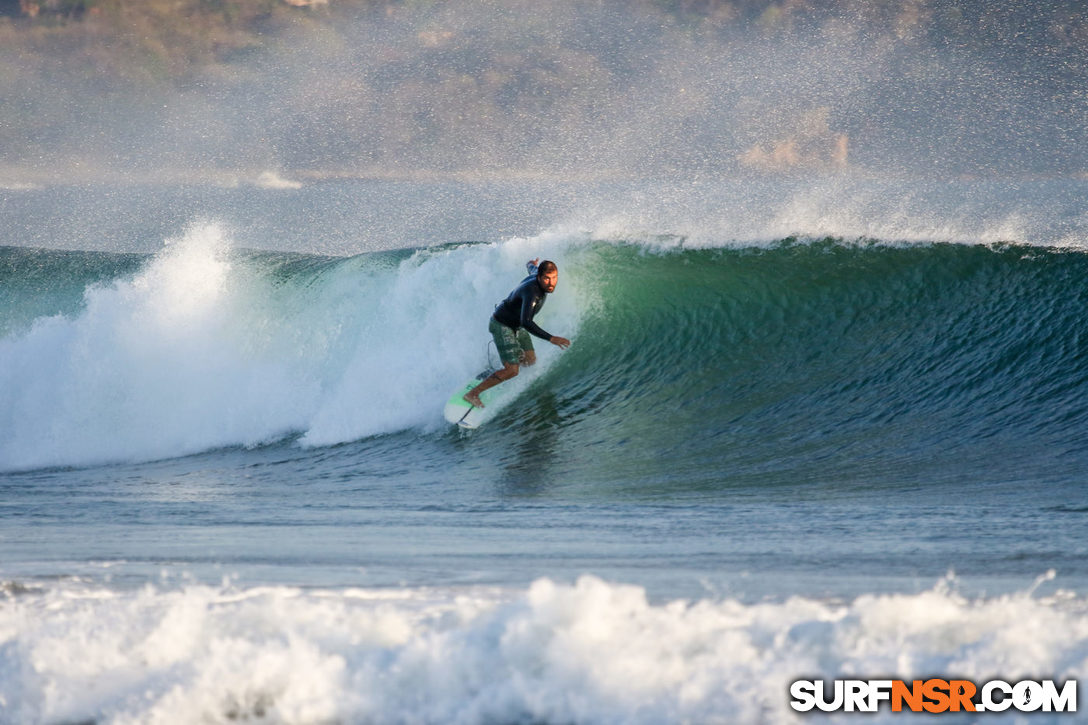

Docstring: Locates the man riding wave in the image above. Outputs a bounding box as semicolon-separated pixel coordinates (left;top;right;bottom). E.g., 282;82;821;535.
464;258;571;408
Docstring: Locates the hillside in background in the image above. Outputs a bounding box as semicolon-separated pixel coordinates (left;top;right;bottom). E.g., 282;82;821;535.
1;0;1086;181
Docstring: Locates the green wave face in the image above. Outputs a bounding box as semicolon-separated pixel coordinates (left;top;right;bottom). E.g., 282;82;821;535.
0;247;145;336
533;240;1088;494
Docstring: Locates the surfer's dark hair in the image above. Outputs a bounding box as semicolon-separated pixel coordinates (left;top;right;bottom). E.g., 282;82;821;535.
537;260;557;276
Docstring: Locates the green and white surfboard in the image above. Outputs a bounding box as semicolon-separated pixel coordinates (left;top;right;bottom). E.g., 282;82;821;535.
443;369;499;429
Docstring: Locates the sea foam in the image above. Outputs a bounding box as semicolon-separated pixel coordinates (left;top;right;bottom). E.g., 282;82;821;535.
0;574;1084;724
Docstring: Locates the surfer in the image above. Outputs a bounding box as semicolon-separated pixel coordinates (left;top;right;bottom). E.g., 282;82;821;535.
464;258;571;408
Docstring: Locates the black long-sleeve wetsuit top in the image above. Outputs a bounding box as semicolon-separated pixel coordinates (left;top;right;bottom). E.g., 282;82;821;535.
491;266;552;340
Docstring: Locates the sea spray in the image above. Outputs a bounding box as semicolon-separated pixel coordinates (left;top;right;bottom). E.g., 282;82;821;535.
0;227;585;469
0;224;318;469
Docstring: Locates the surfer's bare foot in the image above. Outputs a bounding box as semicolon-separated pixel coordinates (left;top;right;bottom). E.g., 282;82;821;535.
464;392;484;409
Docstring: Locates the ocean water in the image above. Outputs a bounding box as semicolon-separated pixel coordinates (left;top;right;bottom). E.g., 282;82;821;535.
2;178;1088;723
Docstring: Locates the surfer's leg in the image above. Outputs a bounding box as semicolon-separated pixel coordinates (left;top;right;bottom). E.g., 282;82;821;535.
517;329;536;366
465;362;519;408
467;320;524;407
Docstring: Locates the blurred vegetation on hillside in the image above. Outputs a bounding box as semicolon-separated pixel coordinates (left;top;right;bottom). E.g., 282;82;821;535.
5;0;1085;80
1;0;303;80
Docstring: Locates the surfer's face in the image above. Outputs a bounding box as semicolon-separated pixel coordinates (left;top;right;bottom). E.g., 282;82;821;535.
539;269;558;293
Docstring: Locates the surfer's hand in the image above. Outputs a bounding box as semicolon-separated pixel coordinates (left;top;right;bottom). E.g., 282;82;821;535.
550;336;571;349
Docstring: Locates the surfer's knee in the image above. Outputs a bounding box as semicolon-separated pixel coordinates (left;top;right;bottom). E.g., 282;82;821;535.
520;350;536;366
496;363;519;380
